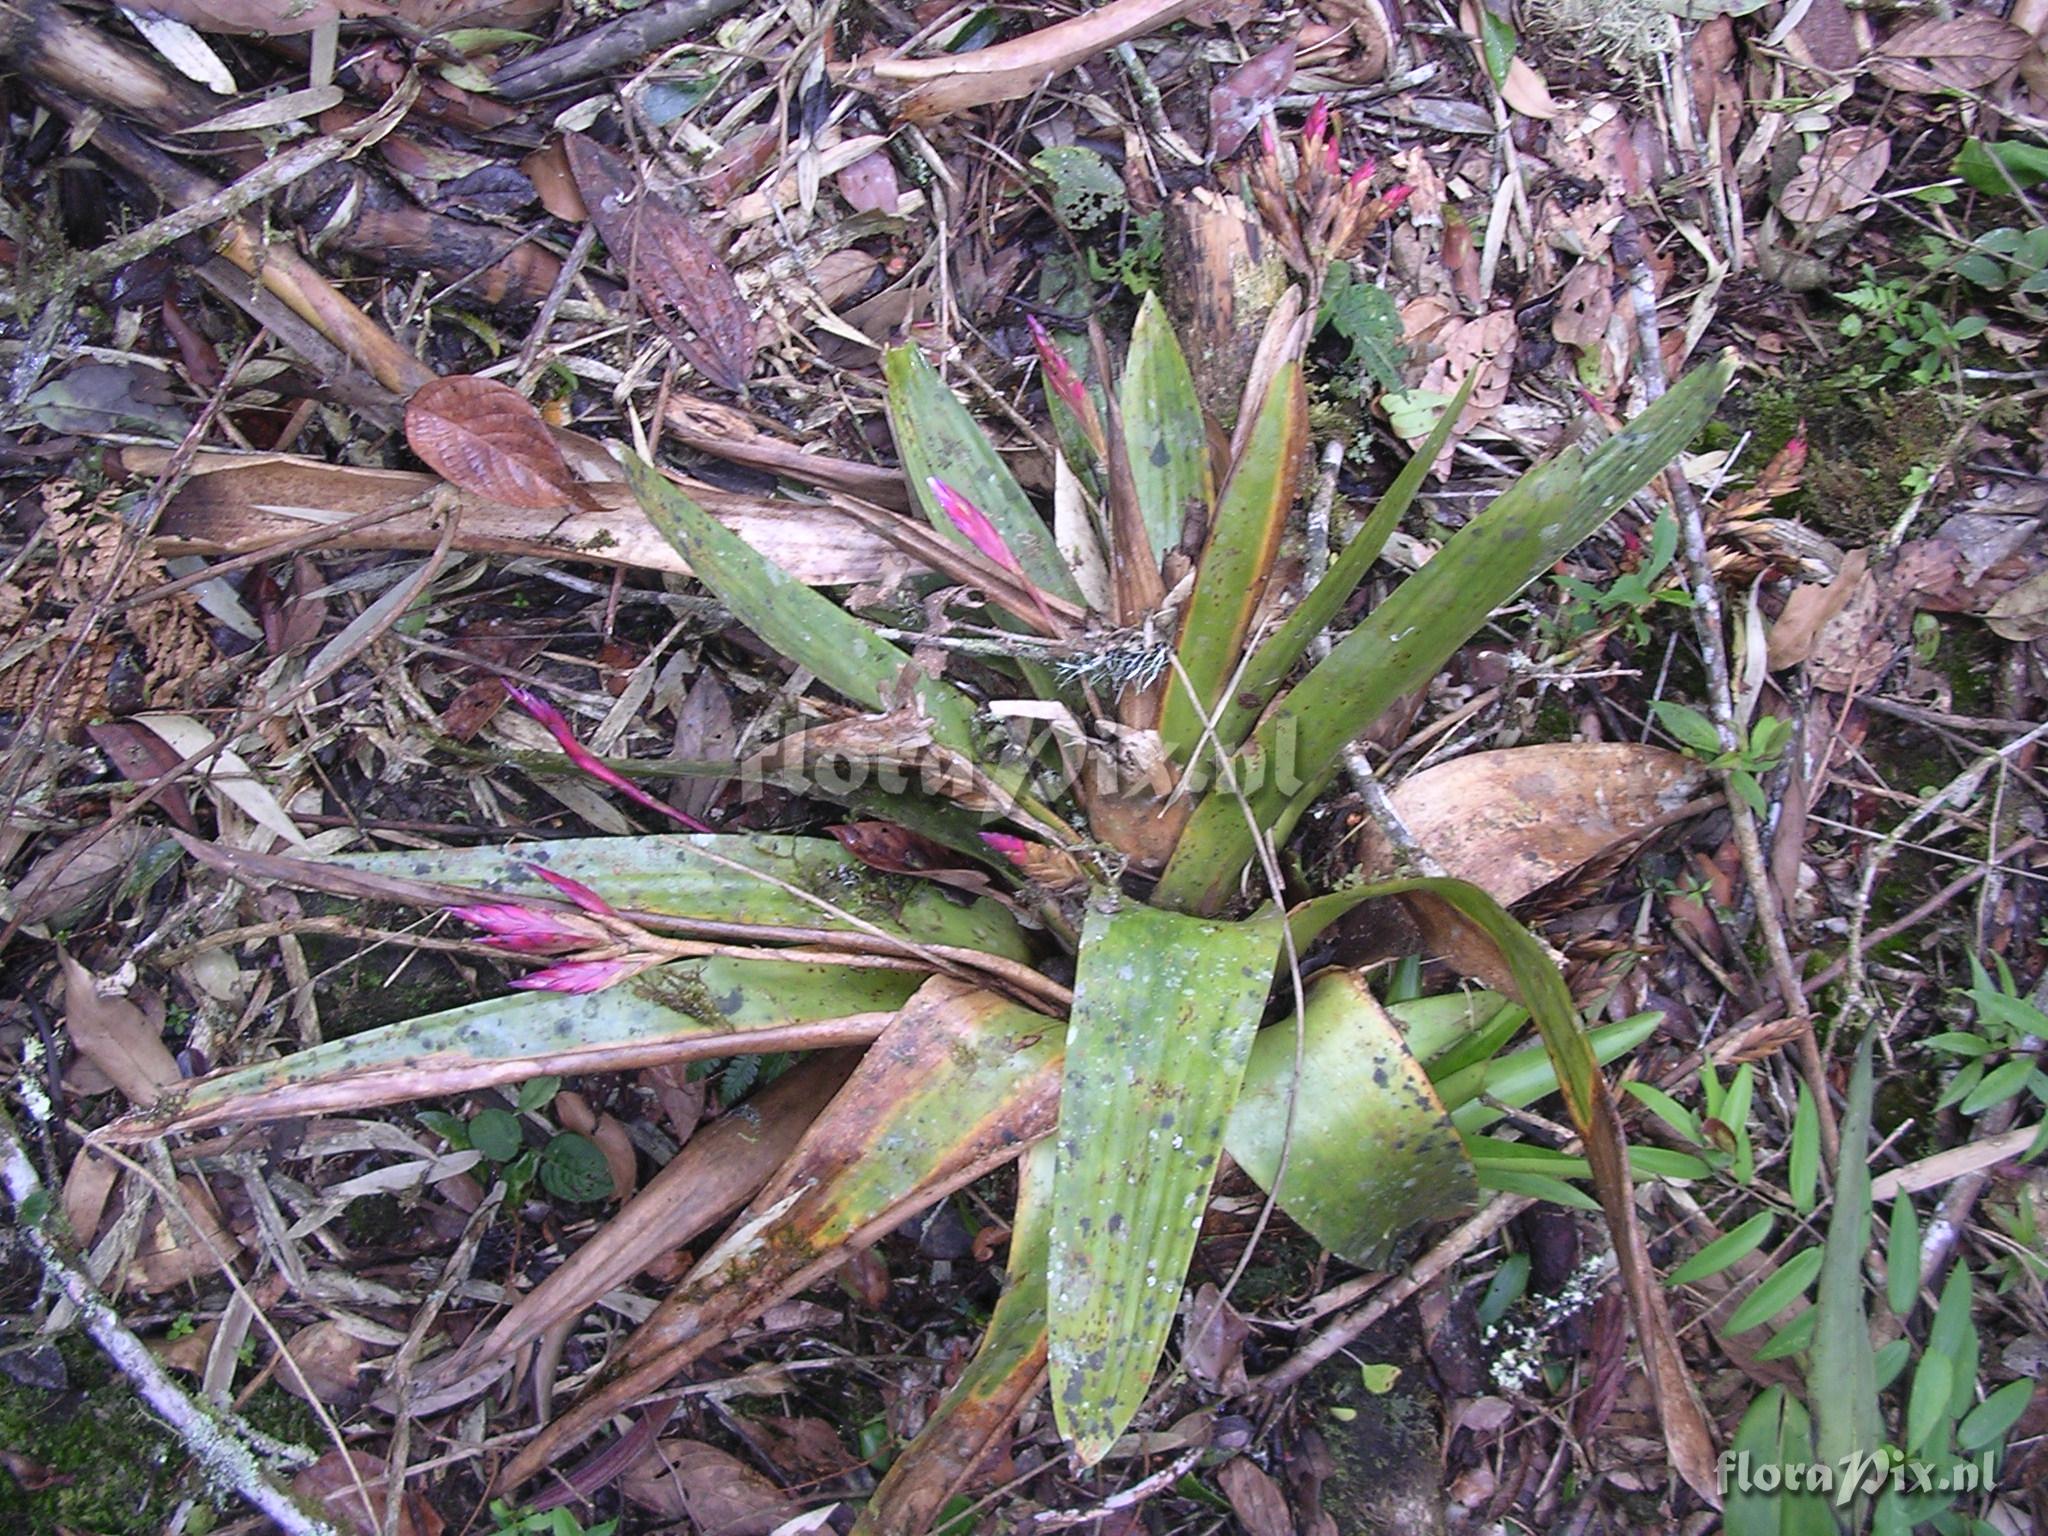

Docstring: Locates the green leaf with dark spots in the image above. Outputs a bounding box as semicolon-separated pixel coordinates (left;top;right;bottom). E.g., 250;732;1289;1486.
1118;293;1211;566
1049;897;1283;1463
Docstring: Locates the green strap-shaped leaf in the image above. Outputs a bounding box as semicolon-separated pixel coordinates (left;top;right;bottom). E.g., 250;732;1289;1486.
853;1140;1054;1536
1226;970;1474;1265
1809;1029;1881;1499
1154;352;1736;915
342;832;1031;959
1158;363;1302;764
1118;293;1211;567
884;344;1083;604
1049;897;1284;1463
624;453;991;760
1723;1387;1837;1536
132;956;923;1136
1442;1011;1663;1131
1211;372;1476;753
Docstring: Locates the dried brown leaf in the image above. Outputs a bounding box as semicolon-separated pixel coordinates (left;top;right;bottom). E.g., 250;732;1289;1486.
1217;1457;1293;1536
620;1439;801;1533
1183;1283;1251;1395
59;952;179;1107
1551;262;1615;350
404;376;582;510
1777;125;1890;225
10;824;156;929
566;134;756;392
291;1450;442;1536
592;1113;639;1201
1208;38;1295;159
277;1320;367;1406
835;148;902;215
1767;548;1869;669
853;0;1203;121
1871;14;2031;93
1986;567;2048;640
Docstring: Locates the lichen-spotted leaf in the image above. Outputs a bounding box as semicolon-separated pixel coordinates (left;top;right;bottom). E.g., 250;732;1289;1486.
565;133;756;392
404;375;582;509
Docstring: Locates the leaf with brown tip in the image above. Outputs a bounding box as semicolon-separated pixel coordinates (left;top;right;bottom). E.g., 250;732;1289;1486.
404;376;583;510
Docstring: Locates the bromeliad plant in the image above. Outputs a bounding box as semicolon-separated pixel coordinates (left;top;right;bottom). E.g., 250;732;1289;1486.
112;135;1734;1523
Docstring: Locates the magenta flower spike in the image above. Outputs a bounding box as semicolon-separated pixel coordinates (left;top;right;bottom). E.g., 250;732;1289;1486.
1380;184;1414;214
504;685;712;833
1259;114;1280;158
1303;96;1329;150
511;957;639;994
447;902;589;954
523;862;617;917
1027;317;1089;418
928;478;1025;576
979;831;1032;864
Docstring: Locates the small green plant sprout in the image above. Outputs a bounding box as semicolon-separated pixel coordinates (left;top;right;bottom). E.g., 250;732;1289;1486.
1930;954;2048;1155
418;1073;616;1206
1652;701;1791;816
1834;266;1988;386
485;1500;617;1536
1029;145;1163;296
1553;507;1696;644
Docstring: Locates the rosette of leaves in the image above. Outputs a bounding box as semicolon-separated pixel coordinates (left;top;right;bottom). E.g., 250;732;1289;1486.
126;298;1731;1523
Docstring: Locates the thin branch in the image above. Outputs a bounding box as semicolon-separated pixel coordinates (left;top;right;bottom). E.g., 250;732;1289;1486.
0;1107;339;1536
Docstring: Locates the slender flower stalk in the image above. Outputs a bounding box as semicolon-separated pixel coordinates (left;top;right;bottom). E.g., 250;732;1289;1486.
504;685;711;833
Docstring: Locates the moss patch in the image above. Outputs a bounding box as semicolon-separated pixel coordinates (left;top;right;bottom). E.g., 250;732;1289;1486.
1734;377;1964;543
0;1334;186;1533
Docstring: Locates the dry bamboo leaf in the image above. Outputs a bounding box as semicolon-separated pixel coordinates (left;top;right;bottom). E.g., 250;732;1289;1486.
404;376;583;510
1776;125;1890;225
850;0;1203;122
1870;14;2031;94
59;952;180;1107
565;134;756;392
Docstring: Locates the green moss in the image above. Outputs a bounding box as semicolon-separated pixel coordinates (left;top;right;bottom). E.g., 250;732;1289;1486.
0;1335;185;1533
1735;377;1964;542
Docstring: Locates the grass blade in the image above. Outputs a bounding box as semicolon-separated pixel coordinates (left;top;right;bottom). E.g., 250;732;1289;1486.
1227;970;1475;1264
1809;1029;1882;1505
1157;362;1305;763
1118;292;1212;567
1049;899;1283;1463
885;344;1083;604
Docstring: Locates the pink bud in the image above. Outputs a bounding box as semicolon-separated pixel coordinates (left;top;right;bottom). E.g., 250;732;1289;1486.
510;957;638;994
1027;316;1090;418
1325;135;1341;174
1303;96;1329;147
1380;183;1414;212
928;478;1025;576
505;685;712;833
448;902;587;954
1259;115;1279;157
979;831;1032;864
523;862;616;917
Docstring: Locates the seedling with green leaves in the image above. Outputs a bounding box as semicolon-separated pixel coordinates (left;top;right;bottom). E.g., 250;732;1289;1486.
1654;700;1792;816
116;117;1735;1527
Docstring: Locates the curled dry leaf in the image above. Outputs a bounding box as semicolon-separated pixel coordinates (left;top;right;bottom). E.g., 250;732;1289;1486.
1767;548;1870;669
850;0;1203;122
1776;125;1890;226
10;823;157;929
59;952;180;1107
1217;1457;1294;1536
620;1439;802;1534
1356;744;1710;904
404;376;584;511
1870;14;2031;94
565;134;756;392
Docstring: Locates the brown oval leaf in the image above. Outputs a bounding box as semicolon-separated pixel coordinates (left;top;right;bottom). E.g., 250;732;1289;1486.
1871;15;2031;93
620;1439;800;1533
1777;125;1891;226
564;134;757;392
404;376;581;509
